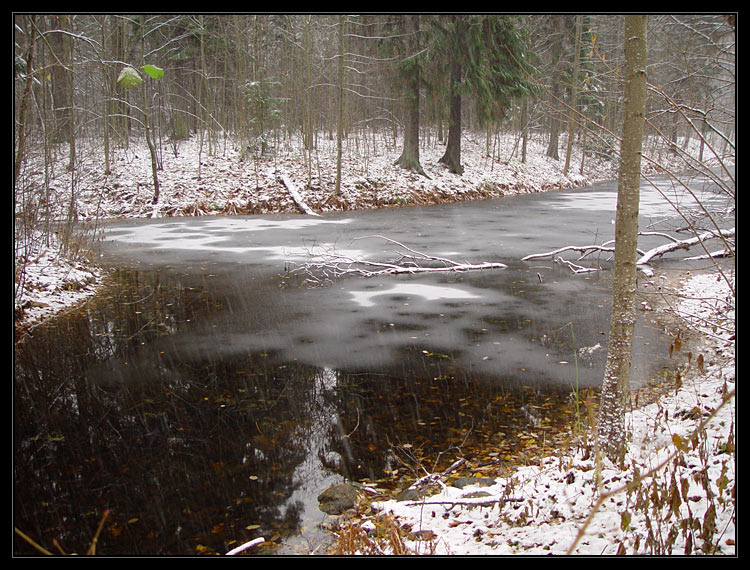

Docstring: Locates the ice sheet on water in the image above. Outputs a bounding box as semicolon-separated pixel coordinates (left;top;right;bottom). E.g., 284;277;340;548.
552;178;728;218
103;216;352;253
348;282;481;308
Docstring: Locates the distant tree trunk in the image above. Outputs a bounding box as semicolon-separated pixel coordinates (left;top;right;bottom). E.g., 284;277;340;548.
395;15;427;177
303;17;314;151
520;98;528;163
564;15;582;175
439;57;464;175
195;14;207;180
335;15;346;195
50;16;73;147
546;17;564;161
143;98;161;204
100;15;112;176
597;15;648;466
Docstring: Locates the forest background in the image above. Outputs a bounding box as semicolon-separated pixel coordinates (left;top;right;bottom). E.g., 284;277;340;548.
13;13;735;331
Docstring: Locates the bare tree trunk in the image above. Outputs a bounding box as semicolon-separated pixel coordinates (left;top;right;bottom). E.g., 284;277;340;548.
438;15;465;175
14;15;36;188
564;15;582;175
50;15;73;146
303;17;314;151
143;85;161;204
546;17;564;161
521;98;528;163
597;15;648;465
100;15;111;176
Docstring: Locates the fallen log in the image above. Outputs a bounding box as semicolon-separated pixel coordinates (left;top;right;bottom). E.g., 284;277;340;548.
278;174;320;216
521;244;618;262
636;227;735;266
285;235;507;285
226;536;265;555
521;227;734;275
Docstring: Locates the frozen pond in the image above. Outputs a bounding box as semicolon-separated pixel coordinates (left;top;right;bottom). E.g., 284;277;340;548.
96;172;731;387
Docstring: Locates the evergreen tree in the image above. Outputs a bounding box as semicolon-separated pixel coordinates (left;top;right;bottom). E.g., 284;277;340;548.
429;15;536;174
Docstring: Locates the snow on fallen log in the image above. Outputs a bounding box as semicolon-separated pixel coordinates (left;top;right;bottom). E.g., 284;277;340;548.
278;173;320;216
521;244;618;262
522;227;734;275
285;234;507;285
636;227;735;266
226;536;265;555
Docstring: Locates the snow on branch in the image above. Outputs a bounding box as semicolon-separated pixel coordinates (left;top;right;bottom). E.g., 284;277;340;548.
284;234;507;285
636;227;735;265
278;173;320;216
522;227;735;275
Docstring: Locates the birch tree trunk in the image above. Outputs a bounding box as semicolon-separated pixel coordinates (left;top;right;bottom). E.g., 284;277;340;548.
597;15;647;465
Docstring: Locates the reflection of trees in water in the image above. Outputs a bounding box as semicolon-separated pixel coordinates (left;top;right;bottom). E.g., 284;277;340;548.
320;359;578;484
14;270;322;555
14;267;581;555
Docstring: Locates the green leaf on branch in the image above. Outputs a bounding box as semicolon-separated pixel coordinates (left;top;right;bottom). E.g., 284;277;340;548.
142;64;164;80
117;66;143;89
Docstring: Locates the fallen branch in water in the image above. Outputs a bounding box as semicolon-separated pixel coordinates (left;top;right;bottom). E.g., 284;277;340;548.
408;457;468;493
226;536;265;556
521;227;734;275
285;235;507;285
636;227;735;266
521;243;618;263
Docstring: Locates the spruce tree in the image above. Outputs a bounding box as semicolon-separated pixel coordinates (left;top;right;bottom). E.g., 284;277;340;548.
429;15;536;175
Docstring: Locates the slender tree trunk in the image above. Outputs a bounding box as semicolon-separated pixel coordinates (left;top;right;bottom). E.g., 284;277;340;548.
197;15;206;180
50;15;73;146
303;17;314;151
521;98;528;163
137;15;161;204
14;15;36;188
142;85;161;204
597;15;648;466
335;15;346;195
546;17;564;160
564;15;582;175
100;15;111;176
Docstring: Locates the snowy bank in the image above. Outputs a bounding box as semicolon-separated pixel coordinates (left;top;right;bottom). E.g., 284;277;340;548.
13;231;102;336
338;269;735;556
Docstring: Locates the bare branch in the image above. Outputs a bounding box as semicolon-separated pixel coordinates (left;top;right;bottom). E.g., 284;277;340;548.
285;235;507;285
636;227;735;265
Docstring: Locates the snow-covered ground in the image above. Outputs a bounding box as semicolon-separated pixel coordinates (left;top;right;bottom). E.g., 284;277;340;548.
345;270;735;556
